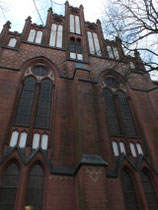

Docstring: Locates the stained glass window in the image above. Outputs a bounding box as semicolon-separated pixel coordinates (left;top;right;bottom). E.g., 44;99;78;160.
141;171;158;210
103;88;121;135
118;91;137;137
14;77;36;126
121;170;139;210
25;165;44;210
32;66;48;77
70;37;76;52
0;164;19;210
35;79;52;129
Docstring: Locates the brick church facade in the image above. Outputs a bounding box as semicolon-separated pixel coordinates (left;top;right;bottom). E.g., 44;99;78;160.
0;1;158;210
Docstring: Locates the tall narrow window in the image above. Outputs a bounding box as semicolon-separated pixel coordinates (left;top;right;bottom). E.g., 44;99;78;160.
28;29;36;42
103;88;121;135
141;171;158;209
106;46;114;59
70;14;81;34
118;91;137;137
113;47;119;59
76;38;82;54
27;29;43;44
70;37;83;60
0;164;19;210
70;37;75;53
35;31;43;44
107;45;119;59
121;170;139;210
49;24;63;48
25;165;44;210
87;31;101;56
14;77;36;127
35;79;52;129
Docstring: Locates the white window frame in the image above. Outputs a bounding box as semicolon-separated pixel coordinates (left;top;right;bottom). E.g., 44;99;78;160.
70;14;81;34
27;29;43;44
87;31;102;56
107;45;119;59
8;38;17;47
49;24;63;48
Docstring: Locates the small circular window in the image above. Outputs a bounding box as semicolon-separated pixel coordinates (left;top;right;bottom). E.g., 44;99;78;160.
32;65;48;76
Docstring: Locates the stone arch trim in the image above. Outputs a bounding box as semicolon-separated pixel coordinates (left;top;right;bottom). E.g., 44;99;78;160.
19;56;61;77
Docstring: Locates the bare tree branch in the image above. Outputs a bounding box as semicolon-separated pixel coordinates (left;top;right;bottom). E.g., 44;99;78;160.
102;0;158;78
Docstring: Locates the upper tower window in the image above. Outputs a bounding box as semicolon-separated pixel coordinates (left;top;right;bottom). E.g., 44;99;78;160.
87;32;101;56
27;29;43;44
8;38;17;47
49;24;63;48
107;45;119;59
70;14;81;34
70;37;83;60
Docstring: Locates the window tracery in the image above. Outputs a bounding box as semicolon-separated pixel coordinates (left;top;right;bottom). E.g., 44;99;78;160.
9;64;54;151
102;76;144;157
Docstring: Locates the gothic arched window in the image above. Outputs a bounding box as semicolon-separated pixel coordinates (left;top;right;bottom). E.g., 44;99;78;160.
103;78;137;138
25;164;44;210
121;170;139;210
0;163;19;210
10;65;53;150
141;171;158;209
14;76;36;127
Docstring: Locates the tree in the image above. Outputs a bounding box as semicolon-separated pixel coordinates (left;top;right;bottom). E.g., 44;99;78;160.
102;0;158;78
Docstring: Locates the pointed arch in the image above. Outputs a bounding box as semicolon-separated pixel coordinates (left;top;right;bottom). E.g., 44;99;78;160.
141;169;158;209
25;163;44;210
19;56;60;78
121;168;139;210
0;163;19;210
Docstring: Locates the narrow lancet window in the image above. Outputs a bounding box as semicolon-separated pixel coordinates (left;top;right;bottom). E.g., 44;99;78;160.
14;77;36;127
0;164;19;210
25;165;44;210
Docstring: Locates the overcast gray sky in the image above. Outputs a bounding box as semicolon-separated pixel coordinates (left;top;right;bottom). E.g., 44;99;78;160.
0;0;105;32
